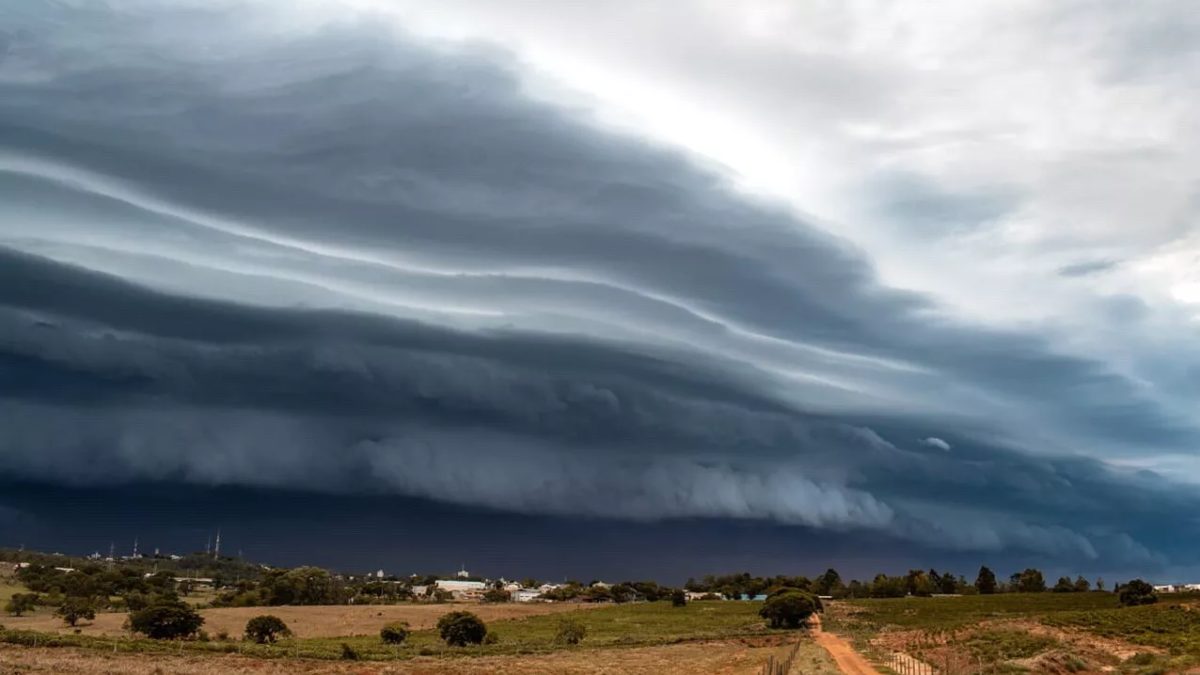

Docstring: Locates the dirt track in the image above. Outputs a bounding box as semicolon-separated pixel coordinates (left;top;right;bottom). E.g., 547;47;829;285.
810;614;881;675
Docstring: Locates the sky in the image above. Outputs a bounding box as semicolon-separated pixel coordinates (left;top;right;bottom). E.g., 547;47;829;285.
0;0;1198;582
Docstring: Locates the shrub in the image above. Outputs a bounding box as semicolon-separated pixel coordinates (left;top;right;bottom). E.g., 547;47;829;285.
340;642;359;660
555;618;586;645
128;600;204;639
482;588;511;603
759;591;820;629
244;615;291;644
380;621;410;645
437;610;488;646
670;589;687;607
483;631;498;644
4;593;39;617
216;629;231;641
1118;579;1158;607
55;597;96;626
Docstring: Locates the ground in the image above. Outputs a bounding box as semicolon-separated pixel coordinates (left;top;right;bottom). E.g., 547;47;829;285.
3;601;595;638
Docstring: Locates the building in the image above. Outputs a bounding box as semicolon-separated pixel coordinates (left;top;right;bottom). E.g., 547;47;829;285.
434;579;487;600
513;588;543;602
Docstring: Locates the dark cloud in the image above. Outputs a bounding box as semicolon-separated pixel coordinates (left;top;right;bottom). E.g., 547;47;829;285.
1;1;1197;573
1059;259;1121;277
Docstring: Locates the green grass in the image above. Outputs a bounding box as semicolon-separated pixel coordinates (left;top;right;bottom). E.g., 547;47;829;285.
828;593;1121;633
1042;604;1200;656
0;600;779;661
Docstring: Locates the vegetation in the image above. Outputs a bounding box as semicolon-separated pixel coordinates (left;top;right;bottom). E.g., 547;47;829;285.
759;590;821;628
1117;579;1158;607
975;566;997;594
244;614;291;643
127;599;204;639
437;610;488;646
54;597;95;626
554;618;586;645
671;589;687;607
380;621;410;645
4;593;39;617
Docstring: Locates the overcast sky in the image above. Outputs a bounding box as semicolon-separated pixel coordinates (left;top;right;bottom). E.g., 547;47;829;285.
1;0;1198;580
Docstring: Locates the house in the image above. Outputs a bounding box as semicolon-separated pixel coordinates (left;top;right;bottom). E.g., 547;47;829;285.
513;588;543;602
434;579;487;600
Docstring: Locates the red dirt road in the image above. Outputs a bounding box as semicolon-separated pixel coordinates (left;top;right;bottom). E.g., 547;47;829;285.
810;614;881;675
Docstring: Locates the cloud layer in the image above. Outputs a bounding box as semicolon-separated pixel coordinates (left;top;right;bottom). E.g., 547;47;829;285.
1;1;1198;573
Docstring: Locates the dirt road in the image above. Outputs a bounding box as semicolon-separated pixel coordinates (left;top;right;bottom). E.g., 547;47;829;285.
810;614;881;675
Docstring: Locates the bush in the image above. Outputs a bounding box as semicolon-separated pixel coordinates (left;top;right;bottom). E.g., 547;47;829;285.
437;610;488;646
244;615;291;644
1118;579;1158;607
380;621;410;645
759;591;820;629
670;589;687;607
128;600;205;639
482;588;511;603
55;597;95;626
555;618;586;645
340;642;359;660
4;593;39;617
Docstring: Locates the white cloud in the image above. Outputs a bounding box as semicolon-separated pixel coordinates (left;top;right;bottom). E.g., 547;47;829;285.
921;437;952;452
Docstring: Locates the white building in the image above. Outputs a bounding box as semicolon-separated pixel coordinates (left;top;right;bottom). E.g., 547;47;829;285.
435;579;487;600
513;588;543;602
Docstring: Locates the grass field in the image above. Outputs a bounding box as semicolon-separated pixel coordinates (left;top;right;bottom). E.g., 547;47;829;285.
3;601;596;638
826;593;1200;674
0;601;779;662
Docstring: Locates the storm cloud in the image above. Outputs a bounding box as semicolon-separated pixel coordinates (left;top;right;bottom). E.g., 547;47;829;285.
1;1;1198;575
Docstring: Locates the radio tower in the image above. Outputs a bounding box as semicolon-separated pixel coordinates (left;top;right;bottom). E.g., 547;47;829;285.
132;537;139;559
213;529;221;560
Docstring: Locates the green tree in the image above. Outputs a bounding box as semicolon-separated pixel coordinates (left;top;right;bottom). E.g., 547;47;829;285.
814;568;843;596
1053;576;1075;592
759;591;820;629
1074;576;1091;592
437;611;487;646
380;621;409;645
482;588;511;603
938;570;958;594
4;593;39;617
1117;579;1157;607
554;618;586;645
128;600;205;639
244;615;291;643
670;589;687;607
55;597;95;626
1016;568;1046;593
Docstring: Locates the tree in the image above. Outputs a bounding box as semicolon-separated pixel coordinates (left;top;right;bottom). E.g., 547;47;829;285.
4;593;39;617
1053;576;1075;593
814;569;842;596
1096;577;1105;591
55;597;95;626
905;570;935;597
670;589;687;607
1015;568;1046;593
244;615;291;644
380;621;410;645
1074;576;1091;592
555;618;586;645
520;578;540;589
128;600;205;639
759;591;820;629
1117;579;1157;607
437;611;487;646
482;588;511;603
938;570;958;595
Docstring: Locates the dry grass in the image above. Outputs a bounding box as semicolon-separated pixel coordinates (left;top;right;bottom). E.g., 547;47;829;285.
3;602;598;638
0;636;831;674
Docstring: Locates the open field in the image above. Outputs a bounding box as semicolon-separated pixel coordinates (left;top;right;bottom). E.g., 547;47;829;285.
0;636;837;674
3;601;597;638
0;601;843;674
826;593;1200;674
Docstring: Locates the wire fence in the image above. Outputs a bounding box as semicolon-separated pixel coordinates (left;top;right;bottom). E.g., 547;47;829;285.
760;637;803;675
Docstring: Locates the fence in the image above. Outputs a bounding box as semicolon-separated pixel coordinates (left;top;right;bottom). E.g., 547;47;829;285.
759;637;803;675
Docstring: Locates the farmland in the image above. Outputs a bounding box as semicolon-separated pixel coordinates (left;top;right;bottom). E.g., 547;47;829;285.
826;592;1200;674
